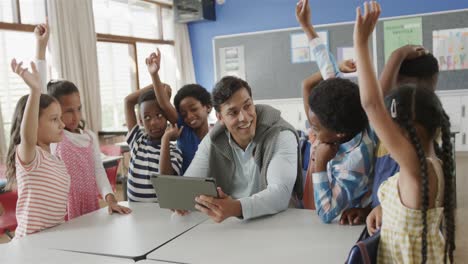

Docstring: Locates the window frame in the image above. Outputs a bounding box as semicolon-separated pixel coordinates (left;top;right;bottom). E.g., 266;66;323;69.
0;0;175;91
0;0;175;134
95;0;175;132
96;1;174;91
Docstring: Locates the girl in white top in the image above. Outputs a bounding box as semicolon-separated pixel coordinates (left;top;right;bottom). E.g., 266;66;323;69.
5;59;70;238
34;22;131;218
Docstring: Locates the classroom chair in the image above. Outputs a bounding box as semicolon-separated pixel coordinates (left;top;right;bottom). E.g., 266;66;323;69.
0;191;18;240
297;130;312;209
0;164;17;240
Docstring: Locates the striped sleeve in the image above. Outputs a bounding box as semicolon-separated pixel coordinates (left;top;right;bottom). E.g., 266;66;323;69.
14;147;69;238
169;143;183;176
126;125;143;149
16;147;42;173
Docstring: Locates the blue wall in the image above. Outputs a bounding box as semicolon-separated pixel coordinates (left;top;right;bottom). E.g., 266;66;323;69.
188;0;468;91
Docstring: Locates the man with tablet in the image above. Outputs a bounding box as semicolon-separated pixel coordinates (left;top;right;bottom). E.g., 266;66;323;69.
179;76;303;223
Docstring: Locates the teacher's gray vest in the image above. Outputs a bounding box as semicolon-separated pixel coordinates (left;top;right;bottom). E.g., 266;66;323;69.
208;104;303;200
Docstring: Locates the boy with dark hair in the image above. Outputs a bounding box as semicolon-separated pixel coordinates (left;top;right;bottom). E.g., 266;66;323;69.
305;77;377;223
146;49;212;174
296;0;377;223
124;86;183;202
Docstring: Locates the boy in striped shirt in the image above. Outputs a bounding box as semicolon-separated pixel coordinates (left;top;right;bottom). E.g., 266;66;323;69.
124;86;182;202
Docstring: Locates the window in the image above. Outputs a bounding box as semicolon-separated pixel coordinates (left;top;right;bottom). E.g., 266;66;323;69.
97;42;135;131
0;0;177;138
0;0;49;143
136;43;176;89
162;7;174;40
18;0;46;25
93;0;175;132
0;0;46;24
94;0;161;39
0;31;34;141
0;0;14;23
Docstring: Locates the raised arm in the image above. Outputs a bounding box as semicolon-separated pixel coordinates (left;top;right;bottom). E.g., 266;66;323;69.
379;45;427;95
35;21;48;61
296;0;356;123
34;21;49;92
297;0;326;124
302;60;356;125
12;60;42;164
354;2;419;174
146;49;178;124
160;124;184;175
296;0;318;40
124;85;152;131
302;72;322;125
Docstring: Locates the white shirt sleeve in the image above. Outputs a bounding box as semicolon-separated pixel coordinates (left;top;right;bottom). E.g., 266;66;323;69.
88;130;114;199
183;135;211;178
35;59;48;93
50;142;58;156
239;131;298;220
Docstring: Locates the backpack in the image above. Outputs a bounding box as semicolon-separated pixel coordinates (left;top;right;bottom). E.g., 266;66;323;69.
345;228;380;264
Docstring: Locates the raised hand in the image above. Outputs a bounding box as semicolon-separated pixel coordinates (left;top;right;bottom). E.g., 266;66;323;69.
11;59;41;93
398;44;428;60
163;123;184;141
339;59;357;73
34;21;49;46
354;1;381;47
145;49;161;76
295;0;311;28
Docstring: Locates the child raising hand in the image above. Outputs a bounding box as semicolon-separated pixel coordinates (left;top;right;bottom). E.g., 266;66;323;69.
354;2;455;263
6;59;70;238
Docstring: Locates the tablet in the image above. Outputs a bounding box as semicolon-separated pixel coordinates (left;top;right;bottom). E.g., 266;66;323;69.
151;175;218;210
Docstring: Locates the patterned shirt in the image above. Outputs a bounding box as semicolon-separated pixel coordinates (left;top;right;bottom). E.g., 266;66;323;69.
15;147;70;238
126;125;183;202
312;128;377;223
371;142;399;208
309;38;343;79
309;36;376;223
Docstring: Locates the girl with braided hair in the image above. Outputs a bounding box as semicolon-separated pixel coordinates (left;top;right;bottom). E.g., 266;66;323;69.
354;2;455;263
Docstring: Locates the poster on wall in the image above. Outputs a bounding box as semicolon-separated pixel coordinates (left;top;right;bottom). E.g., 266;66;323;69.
433;28;468;71
290;31;328;63
337;46;357;77
219;46;246;80
383;17;423;62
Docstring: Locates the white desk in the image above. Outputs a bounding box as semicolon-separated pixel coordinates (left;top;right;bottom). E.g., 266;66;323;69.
116;141;130;152
102;155;123;168
19;202;208;259
137;260;174;263
148;209;363;264
0;242;133;264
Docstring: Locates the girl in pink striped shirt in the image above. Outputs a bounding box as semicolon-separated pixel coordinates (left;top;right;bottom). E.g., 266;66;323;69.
5;59;70;239
32;22;130;219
